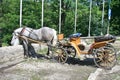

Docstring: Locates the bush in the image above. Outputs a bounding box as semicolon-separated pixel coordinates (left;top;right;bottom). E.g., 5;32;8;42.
2;34;12;46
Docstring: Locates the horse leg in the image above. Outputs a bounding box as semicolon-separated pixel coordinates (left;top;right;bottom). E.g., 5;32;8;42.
22;40;28;58
52;30;57;46
21;40;25;57
46;41;51;56
47;46;50;56
46;45;53;59
28;43;37;58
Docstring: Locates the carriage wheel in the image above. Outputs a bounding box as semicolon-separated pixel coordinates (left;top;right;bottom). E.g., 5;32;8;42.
65;46;76;58
52;47;68;63
93;45;117;69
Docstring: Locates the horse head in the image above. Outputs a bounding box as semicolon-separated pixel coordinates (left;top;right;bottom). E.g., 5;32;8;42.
11;32;20;46
10;27;24;46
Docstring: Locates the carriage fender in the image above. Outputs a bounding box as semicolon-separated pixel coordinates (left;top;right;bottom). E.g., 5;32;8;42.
68;42;81;56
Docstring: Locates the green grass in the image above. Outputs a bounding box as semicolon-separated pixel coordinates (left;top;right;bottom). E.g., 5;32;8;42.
31;75;41;80
2;43;9;46
37;48;48;55
117;55;120;60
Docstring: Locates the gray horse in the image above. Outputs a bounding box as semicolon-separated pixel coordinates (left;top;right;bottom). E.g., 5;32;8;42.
11;26;57;58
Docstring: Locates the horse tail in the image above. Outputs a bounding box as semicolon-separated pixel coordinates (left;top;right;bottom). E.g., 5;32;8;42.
52;29;57;46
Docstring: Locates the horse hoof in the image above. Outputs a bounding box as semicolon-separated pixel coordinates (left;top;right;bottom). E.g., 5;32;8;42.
47;56;51;59
24;56;28;59
45;55;51;59
32;57;38;60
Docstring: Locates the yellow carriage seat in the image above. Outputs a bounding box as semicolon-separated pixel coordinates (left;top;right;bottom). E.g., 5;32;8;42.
69;33;81;45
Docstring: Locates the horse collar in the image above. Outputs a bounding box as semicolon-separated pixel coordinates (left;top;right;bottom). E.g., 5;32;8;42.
20;27;26;35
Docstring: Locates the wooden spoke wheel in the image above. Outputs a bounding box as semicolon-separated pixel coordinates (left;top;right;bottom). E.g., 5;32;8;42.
52;47;68;63
65;46;76;58
93;45;117;69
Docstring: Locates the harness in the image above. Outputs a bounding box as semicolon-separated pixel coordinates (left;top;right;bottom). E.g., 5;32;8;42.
18;27;39;41
13;27;56;47
20;27;26;35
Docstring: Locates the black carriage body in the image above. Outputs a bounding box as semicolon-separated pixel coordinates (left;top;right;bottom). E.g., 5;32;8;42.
94;35;116;43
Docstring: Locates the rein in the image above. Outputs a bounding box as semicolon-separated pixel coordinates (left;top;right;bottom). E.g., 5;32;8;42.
17;35;50;46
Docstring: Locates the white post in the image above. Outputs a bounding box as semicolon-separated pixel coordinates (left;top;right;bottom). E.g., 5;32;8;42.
101;0;105;35
20;0;22;27
88;0;92;37
74;0;77;33
107;0;111;34
59;0;61;34
107;20;110;34
41;0;44;27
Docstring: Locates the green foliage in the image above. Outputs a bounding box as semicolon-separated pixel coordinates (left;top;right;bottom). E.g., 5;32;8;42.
2;34;12;45
0;0;120;45
110;0;120;35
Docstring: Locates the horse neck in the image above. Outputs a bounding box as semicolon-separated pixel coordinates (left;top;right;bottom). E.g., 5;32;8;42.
15;28;22;33
24;29;40;40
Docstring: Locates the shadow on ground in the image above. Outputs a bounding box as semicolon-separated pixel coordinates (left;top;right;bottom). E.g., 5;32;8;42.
66;57;96;67
27;45;97;68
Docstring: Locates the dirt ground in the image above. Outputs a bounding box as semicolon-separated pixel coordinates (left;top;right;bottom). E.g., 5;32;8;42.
0;57;97;80
0;40;120;80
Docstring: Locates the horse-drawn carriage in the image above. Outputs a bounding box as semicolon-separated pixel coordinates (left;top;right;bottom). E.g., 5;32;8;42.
52;33;117;69
11;27;117;69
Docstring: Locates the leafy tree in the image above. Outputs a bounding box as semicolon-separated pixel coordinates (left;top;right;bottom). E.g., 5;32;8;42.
0;0;120;45
110;0;120;35
0;0;20;45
